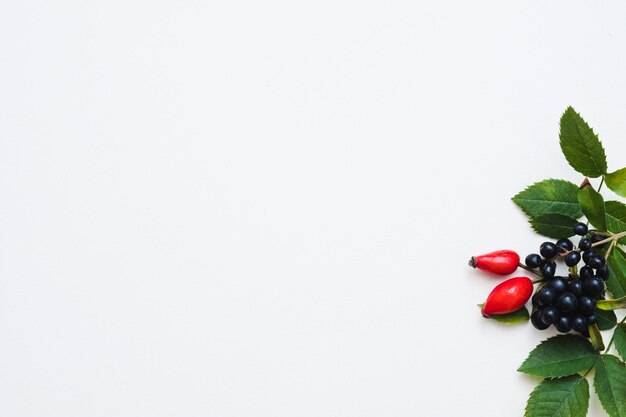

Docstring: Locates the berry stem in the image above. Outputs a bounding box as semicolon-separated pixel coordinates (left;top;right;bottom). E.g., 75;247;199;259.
592;230;626;249
517;262;542;278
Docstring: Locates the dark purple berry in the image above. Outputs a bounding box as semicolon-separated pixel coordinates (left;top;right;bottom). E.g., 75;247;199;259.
540;242;558;258
548;277;567;294
541;306;560;325
531;309;550;330
578;295;595;315
557;238;574;252
537;287;556;306
555;315;572;333
569;280;583;297
587;254;605;269
587;314;597;325
579;238;592;251
525;254;542;269
565;251;581;267
580;266;594;280
557;292;578;313
541;262;556;279
583;277;604;298
572;315;588;333
573;222;588;236
597;265;610;281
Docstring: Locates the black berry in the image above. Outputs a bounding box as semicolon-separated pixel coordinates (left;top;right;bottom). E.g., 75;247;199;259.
548;277;567;294
569;279;583;297
537;287;556;306
580;266;594;280
597;265;610;281
587;254;605;269
555;315;572;333
565;252;581;267
583;277;604;298
525;254;542;269
556;238;574;252
579;238;592;251
587;314;597;325
540;242;558;258
573;222;588;236
531;309;550;330
572;315;588;333
541;262;556;279
557;292;578;313
541;306;559;325
577;295;595;315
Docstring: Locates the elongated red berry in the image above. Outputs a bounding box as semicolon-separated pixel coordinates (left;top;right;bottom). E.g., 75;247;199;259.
481;277;533;317
469;250;520;275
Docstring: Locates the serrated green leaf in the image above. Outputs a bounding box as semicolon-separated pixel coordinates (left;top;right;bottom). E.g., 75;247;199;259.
518;335;599;377
596;308;618;331
477;304;530;324
559;107;607;178
597;296;626;311
578;182;607;231
594;354;626;417
607;247;626;299
512;179;583;219
530;213;578;239
614;325;626;362
525;375;589;417
606;201;626;245
606;168;626;197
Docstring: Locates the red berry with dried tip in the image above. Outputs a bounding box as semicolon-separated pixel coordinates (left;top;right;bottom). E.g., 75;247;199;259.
481;277;533;317
469;250;520;275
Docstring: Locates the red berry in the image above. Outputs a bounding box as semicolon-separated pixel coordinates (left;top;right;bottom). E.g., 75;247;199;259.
469;250;520;275
481;277;533;317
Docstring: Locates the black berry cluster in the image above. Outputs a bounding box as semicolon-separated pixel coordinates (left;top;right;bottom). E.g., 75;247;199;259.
525;222;611;334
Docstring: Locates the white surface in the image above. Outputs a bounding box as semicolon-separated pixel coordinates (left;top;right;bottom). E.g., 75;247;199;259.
1;1;626;416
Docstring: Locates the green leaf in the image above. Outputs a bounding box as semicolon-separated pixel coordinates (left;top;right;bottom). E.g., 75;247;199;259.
606;201;626;245
607;247;626;298
597;296;626;311
525;375;589;417
589;323;605;351
578;181;607;231
512;179;583;219
594;354;626;417
529;213;578;239
518;334;599;377
596;308;618;331
606;168;626;197
559;106;607;178
477;304;530;324
614;325;626;362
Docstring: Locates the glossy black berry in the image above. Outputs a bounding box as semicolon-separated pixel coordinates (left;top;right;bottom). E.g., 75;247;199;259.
525;254;542;269
580;266;594;280
555;315;572;333
569;279;583;297
572;315;588;333
591;233;608;247
556;238;574;252
531;309;550;330
577;295;595;315
565;251;581;267
573;222;588;236
587;314;597;325
583;277;604;298
548;277;568;294
579;238;592;251
541;306;560;325
540;242;558;259
582;251;591;264
537;287;556;306
557;292;578;313
587;254;605;269
541;262;556;279
531;293;539;307
597;265;610;281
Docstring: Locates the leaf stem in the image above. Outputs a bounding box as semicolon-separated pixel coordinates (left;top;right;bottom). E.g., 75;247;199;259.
604;315;626;354
518;262;543;279
592;230;626;248
597;176;605;193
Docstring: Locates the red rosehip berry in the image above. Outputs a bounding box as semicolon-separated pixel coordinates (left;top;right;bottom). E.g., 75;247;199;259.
468;250;520;275
481;277;533;317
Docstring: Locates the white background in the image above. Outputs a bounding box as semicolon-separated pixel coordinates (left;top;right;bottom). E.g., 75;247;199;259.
1;1;626;416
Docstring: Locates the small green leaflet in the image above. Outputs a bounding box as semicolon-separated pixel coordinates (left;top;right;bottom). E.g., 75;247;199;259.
607;247;626;298
614;325;626;362
606;167;626;198
578;181;607;231
525;375;589;417
589;323;605;351
477;304;529;324
596;308;617;331
606;200;626;245
518;335;599;377
530;213;578;239
594;354;626;417
512;179;583;219
559;106;608;178
597;296;626;311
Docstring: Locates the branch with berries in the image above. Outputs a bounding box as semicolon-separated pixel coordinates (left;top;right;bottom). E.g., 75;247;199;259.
469;107;626;417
